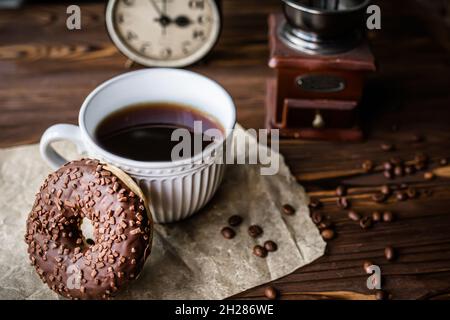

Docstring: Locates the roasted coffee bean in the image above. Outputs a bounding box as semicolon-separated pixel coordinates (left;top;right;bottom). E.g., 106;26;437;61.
382;211;394;222
406;187;418;199
363;260;374;273
380;143;395;152
396;191;407;201
362;160;374;172
221;227;235;239
440;158;448;166
318;220;333;230
359;216;373;230
375;290;389;300
248;225;263;238
321;229;335;240
383;161;393;171
372;192;386;203
404;165;416;175
394;166;404;177
415;161;427;171
253;245;268;258
415;152;428;164
391;124;398;132
348;210;361;221
311;212;323;225
282;204;295;216
264;286;278;300
372;211;382;222
336;185;347;197
410;133;424;143
424;172;435;180
264;240;278;252
390;157;403;166
337;197;350;209
380;185;391;195
384;170;394;180
228;215;243;227
309;198;322;209
384;246;396;261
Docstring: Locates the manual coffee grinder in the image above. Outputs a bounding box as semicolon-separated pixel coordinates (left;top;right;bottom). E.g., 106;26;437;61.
266;0;375;141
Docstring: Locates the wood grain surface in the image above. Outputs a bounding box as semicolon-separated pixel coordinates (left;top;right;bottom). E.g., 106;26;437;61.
1;0;450;300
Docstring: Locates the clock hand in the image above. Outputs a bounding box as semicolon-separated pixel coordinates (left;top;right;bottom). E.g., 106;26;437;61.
149;0;163;17
174;15;192;28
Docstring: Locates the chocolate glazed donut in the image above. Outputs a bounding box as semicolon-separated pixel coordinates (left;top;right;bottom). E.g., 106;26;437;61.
25;159;153;299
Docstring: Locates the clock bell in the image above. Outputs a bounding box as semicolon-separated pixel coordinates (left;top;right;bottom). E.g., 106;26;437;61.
266;0;376;141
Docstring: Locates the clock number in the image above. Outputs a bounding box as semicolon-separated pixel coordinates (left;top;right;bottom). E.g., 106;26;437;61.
126;30;138;41
193;30;205;40
189;0;205;9
123;0;135;6
182;41;191;55
161;48;172;58
140;42;151;54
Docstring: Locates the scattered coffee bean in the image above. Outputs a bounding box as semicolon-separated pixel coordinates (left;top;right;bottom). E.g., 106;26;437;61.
383;161;393;171
264;240;278;252
248;225;263;238
424;172;435;180
363;260;373;273
384;170;394;180
380;143;395;152
384;246;396;261
309;198;322;209
391;124;398;132
264;286;278;300
228;215;243;227
372;192;386;203
399;183;408;189
321;229;335;240
440;158;448;166
253;245;268;258
415;161;427;171
396;191;407;201
311;212;323;225
390;157;403;166
382;211;394;222
410;133;424;143
359;216;373;230
415;152;428;164
406;187;418;199
282;204;295;216
372;211;382;222
362;160;374;172
375;290;389;300
404;165;416;175
394;166;404;177
337;197;350;209
318;220;333;230
348;210;361;221
336;185;347;197
221;227;235;239
380;185;391;195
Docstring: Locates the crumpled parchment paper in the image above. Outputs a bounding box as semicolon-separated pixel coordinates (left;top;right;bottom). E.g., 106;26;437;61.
0;126;325;299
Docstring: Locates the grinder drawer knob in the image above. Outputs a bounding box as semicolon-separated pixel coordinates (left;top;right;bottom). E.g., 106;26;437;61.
313;110;325;129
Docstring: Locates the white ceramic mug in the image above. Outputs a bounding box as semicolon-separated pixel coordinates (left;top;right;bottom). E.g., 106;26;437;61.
40;68;236;223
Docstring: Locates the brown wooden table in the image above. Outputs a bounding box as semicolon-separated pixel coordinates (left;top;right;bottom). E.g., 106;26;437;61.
1;0;450;300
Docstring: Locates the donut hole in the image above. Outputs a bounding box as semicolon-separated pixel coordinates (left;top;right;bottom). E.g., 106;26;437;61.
80;217;95;246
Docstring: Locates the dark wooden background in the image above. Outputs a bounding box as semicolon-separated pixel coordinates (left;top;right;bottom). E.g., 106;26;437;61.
1;0;450;299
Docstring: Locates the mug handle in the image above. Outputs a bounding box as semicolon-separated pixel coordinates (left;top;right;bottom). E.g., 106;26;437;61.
40;124;87;169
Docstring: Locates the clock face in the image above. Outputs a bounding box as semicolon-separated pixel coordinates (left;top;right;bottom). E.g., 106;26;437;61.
106;0;221;67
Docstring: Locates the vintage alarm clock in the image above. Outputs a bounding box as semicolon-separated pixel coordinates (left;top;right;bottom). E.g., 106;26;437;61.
106;0;222;67
266;0;376;141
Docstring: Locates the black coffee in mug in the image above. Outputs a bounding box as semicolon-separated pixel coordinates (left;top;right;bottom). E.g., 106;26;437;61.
95;102;224;162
